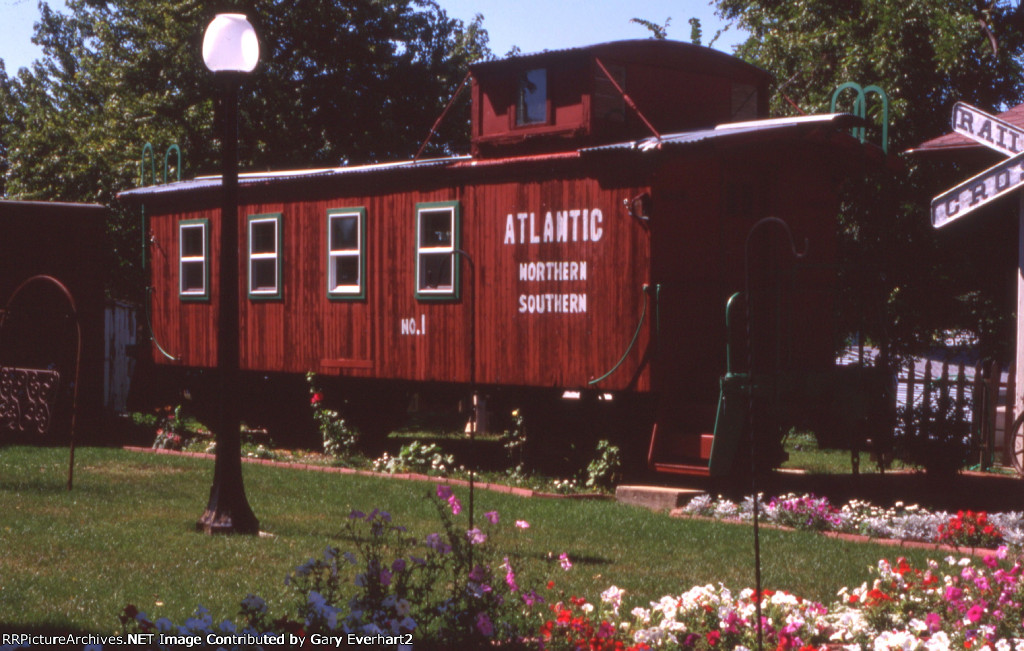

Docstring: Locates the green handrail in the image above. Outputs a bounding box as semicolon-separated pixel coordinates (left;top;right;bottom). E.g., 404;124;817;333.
830;82;889;153
164;144;182;184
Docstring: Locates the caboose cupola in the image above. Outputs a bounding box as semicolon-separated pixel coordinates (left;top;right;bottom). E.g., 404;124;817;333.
469;40;772;157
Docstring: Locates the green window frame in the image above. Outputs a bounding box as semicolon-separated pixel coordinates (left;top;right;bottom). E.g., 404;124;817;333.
326;207;366;300
178;219;209;300
415;201;460;300
247;212;283;300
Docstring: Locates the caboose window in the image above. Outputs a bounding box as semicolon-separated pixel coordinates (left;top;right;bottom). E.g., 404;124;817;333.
415;201;460;300
179;219;209;300
327;207;365;299
248;213;282;299
516;68;547;126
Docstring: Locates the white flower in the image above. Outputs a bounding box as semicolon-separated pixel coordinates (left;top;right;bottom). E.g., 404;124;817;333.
631;606;650;624
924;631;951;651
601;585;624;614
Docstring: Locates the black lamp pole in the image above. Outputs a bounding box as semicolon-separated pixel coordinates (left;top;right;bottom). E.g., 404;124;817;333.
197;15;260;535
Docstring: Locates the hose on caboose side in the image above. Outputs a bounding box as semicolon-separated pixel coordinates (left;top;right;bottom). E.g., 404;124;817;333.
141;203;179;362
588;283;660;386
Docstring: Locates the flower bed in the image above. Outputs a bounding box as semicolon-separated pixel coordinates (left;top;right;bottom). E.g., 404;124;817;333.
109;484;1024;651
678;493;1024;550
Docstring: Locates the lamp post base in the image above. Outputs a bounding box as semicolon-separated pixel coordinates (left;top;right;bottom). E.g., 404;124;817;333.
196;486;260;535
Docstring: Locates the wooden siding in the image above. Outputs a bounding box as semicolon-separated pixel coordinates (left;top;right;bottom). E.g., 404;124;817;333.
146;163;654;392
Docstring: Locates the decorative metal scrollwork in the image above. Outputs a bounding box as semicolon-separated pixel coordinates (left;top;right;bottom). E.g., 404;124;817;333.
0;366;61;435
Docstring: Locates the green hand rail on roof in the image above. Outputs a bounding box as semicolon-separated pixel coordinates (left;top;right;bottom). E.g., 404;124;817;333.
140;142;183;186
164;144;181;184
830;82;889;154
141;143;156;187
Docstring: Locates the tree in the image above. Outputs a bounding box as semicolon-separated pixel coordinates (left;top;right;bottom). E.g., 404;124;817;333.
1;0;490;299
714;0;1024;359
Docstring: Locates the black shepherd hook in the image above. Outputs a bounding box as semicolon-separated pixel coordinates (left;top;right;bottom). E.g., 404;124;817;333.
0;275;82;491
742;217;807;651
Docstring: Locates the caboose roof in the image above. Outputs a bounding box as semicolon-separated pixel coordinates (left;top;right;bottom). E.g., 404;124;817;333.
117;113;865;202
468;39;771;84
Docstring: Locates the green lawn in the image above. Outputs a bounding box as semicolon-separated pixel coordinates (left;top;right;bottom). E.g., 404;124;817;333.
0;446;939;635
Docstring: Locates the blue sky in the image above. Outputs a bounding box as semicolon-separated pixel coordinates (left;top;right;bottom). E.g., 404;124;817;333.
0;1;746;74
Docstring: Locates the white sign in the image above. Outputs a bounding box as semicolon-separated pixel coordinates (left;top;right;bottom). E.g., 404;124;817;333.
952;102;1024;158
931;150;1024;227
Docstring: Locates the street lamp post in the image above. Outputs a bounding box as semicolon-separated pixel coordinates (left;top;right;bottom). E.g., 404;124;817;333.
197;13;260;535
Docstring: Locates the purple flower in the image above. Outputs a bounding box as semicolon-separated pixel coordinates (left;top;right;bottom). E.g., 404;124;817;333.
475;612;493;637
391;558;406;574
521;590;543;607
484;511;499;525
425;533;451;555
467;528;487;545
436;485;453;499
448;495;462;515
469;564;488;582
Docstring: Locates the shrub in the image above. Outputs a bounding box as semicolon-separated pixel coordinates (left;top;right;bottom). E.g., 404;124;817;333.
371;441;455;476
894;389;971;477
151;405;189;451
306;372;359;458
584;440;622;491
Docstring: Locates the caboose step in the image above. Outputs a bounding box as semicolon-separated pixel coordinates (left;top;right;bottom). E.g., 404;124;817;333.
616;485;707;511
648;461;712;477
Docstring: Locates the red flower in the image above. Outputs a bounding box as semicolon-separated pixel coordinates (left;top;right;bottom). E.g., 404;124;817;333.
706;630;720;646
311;392;323;406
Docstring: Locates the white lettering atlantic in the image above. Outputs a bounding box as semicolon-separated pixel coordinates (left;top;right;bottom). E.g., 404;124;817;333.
503;209;603;244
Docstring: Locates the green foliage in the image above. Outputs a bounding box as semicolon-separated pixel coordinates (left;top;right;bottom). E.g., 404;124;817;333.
630;17;671;40
584;439;622;491
1;0;491;299
306;372;359;458
713;0;1024;359
500;408;528;480
372;441;456;476
895;391;972;477
151;404;189;450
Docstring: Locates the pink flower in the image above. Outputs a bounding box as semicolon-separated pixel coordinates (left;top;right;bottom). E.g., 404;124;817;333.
502;557;518;592
467;528;487;545
475;612;493;637
515;520;530;529
484;511;499;525
966;603;985;623
437;485;461;514
925;612;942;632
559;552;572;571
310;392;323;405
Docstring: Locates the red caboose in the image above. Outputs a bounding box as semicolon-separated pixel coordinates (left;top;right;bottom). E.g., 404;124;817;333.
119;40;876;475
